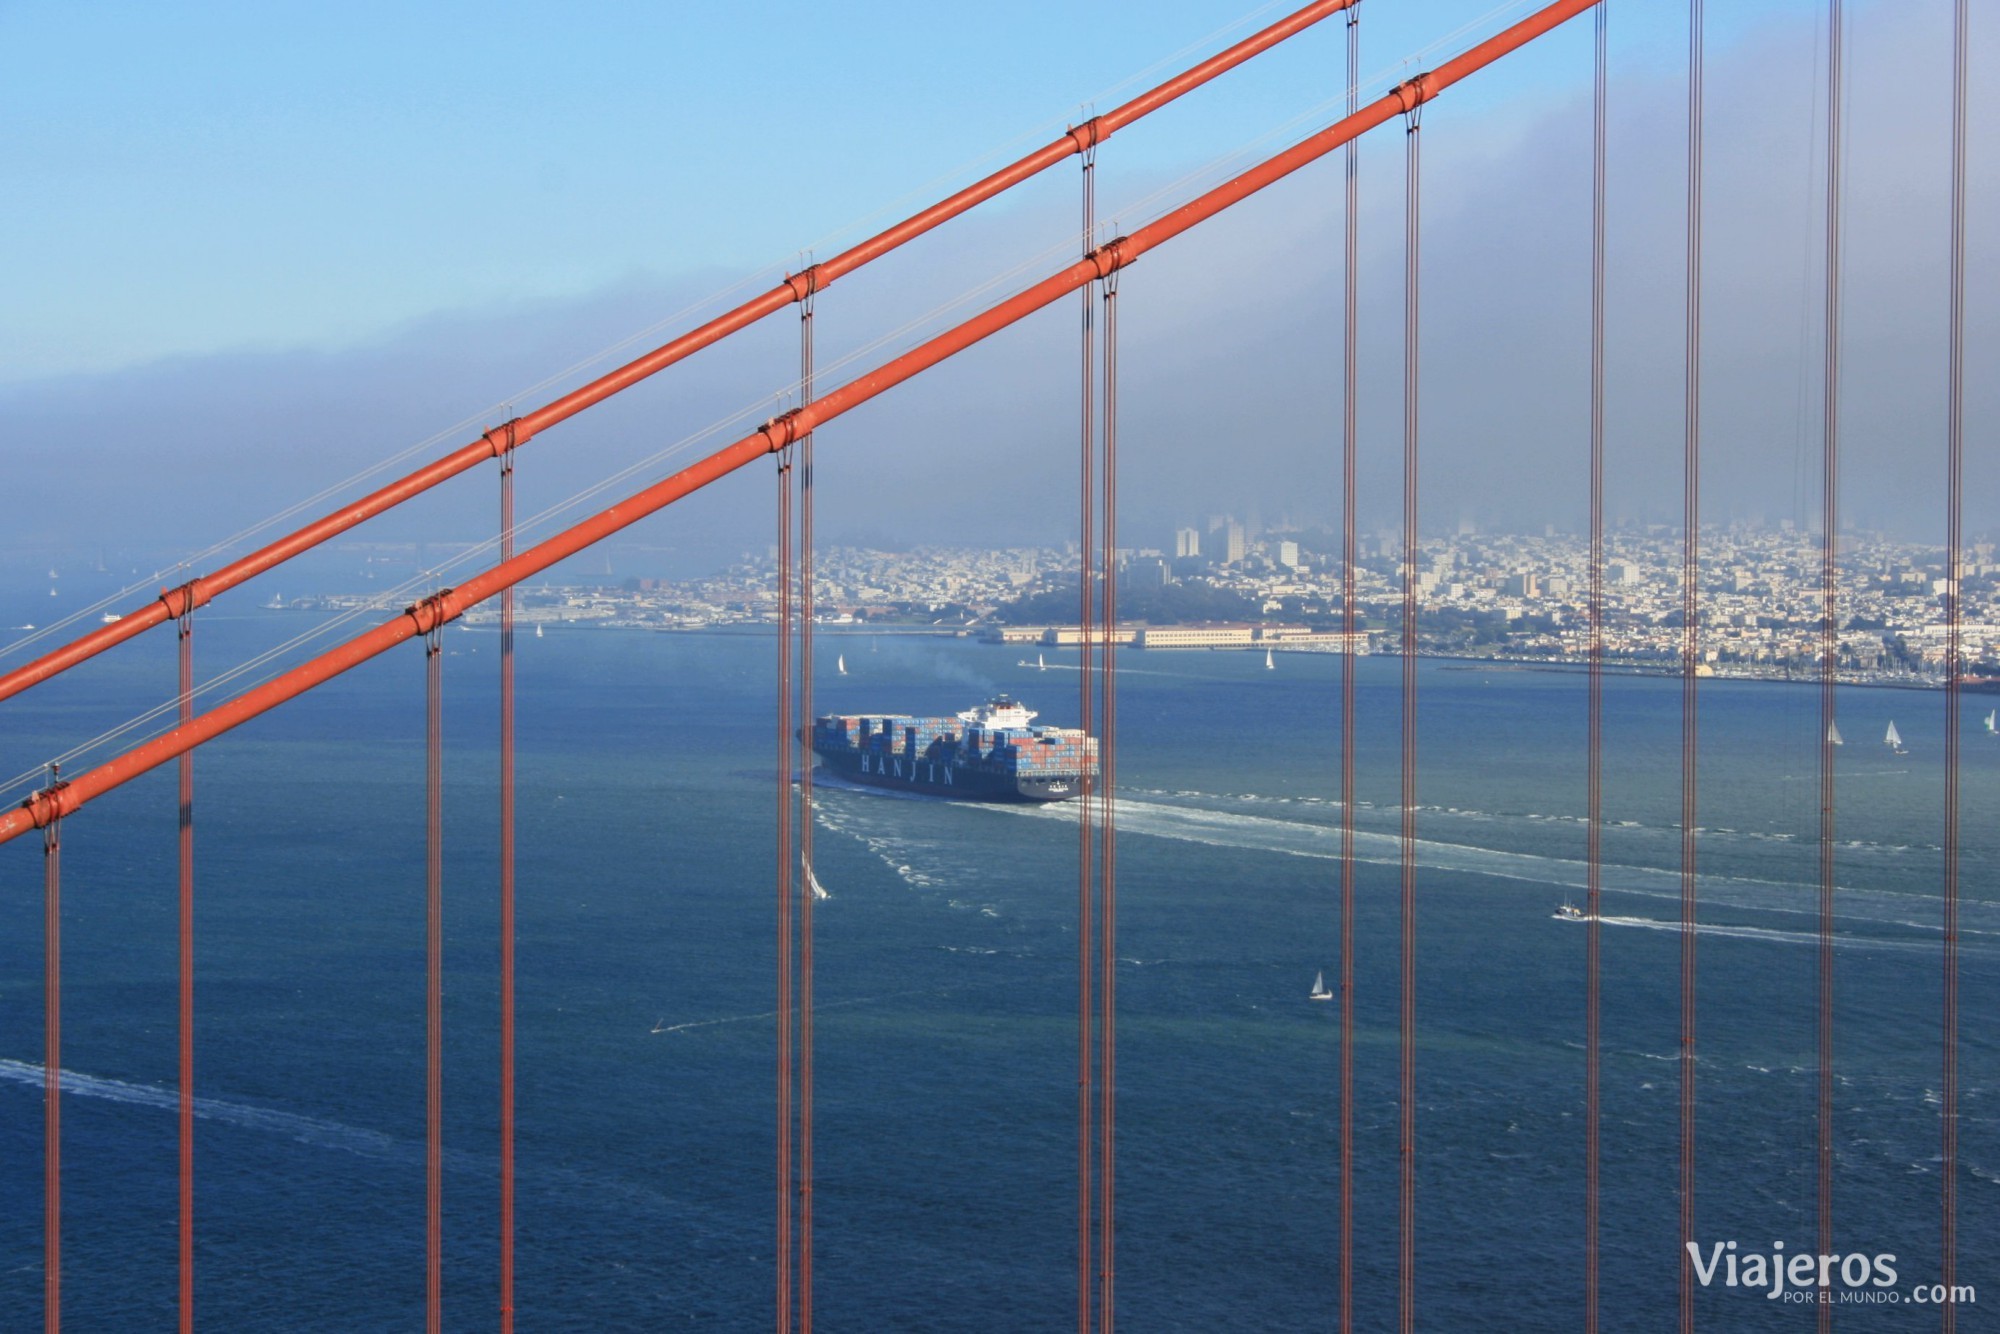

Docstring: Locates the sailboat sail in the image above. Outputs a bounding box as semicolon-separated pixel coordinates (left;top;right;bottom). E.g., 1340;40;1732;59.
837;654;847;675
1309;970;1333;1000
1885;720;1904;750
1827;721;1844;746
1985;709;1996;734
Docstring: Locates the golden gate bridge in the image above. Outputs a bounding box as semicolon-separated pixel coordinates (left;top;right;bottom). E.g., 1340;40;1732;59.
0;0;1981;1329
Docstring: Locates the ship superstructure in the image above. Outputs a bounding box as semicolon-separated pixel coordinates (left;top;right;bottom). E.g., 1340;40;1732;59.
810;696;1096;802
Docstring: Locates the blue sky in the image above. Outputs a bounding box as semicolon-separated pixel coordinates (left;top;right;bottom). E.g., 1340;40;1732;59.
4;0;1828;384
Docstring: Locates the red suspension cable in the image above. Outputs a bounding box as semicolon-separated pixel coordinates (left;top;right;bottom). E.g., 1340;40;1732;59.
797;286;817;1334
1398;105;1422;1334
1338;9;1361;1331
425;631;444;1334
776;451;795;1334
1678;5;1705;1330
0;0;1608;853
1076;143;1099;1334
178;607;196;1334
498;445;518;1334
43;779;61;1334
0;0;1358;713
1098;272;1120;1334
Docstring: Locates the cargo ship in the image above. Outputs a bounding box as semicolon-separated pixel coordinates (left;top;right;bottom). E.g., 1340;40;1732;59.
810;697;1097;802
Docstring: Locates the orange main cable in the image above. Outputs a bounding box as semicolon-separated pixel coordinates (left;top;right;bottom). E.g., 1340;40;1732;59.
0;0;1606;850
0;0;1359;710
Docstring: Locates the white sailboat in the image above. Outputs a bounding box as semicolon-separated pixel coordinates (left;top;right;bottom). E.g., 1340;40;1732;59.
534;623;543;639
1827;720;1844;746
837;654;847;675
1308;970;1333;1001
1264;648;1275;670
1984;709;1996;735
1884;720;1907;755
807;863;830;901
1037;652;1047;671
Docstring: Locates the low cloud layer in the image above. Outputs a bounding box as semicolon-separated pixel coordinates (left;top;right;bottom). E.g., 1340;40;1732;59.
4;1;1991;593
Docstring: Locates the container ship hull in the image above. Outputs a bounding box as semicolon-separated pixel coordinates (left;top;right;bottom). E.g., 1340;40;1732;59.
810;697;1095;805
814;749;1080;802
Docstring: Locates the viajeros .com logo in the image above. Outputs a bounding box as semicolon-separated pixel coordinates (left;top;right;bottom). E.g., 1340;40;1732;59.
1688;1240;1977;1307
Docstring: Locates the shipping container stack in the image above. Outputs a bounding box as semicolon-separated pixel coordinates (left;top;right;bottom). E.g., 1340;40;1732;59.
810;708;1098;785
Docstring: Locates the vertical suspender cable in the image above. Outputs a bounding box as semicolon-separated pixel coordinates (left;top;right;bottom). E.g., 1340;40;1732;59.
1941;1;1968;1326
425;631;444;1334
1338;11;1361;1331
178;606;196;1334
1678;5;1705;1331
498;443;518;1334
1398;102;1421;1334
1816;7;1844;1327
776;449;795;1334
1584;8;1607;1332
797;284;817;1334
43;769;61;1334
1099;272;1120;1334
1076;140;1099;1334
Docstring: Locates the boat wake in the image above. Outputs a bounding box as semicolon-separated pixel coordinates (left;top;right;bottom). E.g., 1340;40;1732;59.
0;1058;396;1156
974;795;2000;947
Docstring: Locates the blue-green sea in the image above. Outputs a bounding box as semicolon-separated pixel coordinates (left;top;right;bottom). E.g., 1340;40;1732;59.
1;608;1995;1329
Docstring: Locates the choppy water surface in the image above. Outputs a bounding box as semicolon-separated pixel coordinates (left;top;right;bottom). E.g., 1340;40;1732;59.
0;622;1993;1328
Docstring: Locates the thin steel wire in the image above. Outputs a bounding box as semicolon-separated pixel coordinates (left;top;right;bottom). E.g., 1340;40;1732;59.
1679;6;1705;1330
1941;1;1968;1326
1816;7;1844;1328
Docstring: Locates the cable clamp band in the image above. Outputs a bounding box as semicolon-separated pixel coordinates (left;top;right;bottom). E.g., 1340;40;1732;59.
760;408;806;458
784;264;822;303
1066;116;1104;156
1087;237;1132;282
404;589;459;637
25;768;68;831
1391;72;1433;124
483;418;522;461
159;578;204;622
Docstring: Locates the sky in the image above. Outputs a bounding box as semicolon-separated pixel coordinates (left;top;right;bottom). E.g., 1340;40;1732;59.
1;0;1993;588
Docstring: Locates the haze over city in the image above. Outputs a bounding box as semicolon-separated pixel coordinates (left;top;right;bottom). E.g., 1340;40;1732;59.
3;0;1993;583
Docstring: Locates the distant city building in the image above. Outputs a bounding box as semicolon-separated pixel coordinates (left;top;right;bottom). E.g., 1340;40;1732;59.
1128;556;1170;593
1175;527;1202;559
1278;540;1302;570
1224;521;1247;566
1502;572;1540;598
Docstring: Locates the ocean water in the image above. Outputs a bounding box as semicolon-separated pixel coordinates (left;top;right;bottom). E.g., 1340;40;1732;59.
0;615;1994;1329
